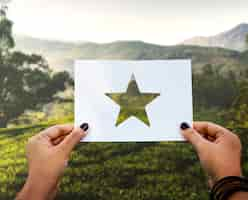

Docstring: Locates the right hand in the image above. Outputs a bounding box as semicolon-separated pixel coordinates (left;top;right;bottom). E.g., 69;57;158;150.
180;121;242;187
16;123;89;200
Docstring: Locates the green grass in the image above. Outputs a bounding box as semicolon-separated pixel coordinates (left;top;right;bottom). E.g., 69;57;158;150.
0;113;247;200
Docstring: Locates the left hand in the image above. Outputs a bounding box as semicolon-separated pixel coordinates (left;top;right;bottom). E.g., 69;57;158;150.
16;124;88;200
180;121;242;187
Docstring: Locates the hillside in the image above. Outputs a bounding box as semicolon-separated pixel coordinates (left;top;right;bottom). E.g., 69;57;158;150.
0;121;207;200
182;23;248;51
14;35;86;73
15;36;247;74
0;108;247;200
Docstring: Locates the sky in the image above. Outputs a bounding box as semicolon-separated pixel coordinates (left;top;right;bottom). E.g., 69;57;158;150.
6;0;248;45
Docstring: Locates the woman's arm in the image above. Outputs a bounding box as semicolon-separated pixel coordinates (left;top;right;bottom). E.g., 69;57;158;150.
180;121;248;200
229;192;248;200
16;123;89;200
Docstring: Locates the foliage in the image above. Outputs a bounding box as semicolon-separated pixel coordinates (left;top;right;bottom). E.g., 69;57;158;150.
193;64;239;109
246;34;248;47
0;8;72;127
8;102;74;127
106;77;160;127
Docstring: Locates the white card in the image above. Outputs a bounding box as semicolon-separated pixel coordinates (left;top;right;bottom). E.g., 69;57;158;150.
75;60;192;142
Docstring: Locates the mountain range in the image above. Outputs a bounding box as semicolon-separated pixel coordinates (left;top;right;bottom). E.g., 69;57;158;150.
182;23;248;51
14;23;248;74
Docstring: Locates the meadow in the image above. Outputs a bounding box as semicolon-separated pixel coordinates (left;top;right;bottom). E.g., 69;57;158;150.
0;106;247;200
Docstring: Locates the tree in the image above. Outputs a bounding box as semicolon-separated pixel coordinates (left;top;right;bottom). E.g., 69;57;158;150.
0;3;72;127
246;34;248;49
193;64;238;109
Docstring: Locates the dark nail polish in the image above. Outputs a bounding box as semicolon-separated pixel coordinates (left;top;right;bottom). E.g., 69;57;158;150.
80;123;89;132
180;122;190;130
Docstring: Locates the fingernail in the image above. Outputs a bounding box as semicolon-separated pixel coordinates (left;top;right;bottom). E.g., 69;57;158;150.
80;123;89;132
180;122;190;130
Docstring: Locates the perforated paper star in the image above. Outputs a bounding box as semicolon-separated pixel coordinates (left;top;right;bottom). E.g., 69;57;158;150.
105;74;160;127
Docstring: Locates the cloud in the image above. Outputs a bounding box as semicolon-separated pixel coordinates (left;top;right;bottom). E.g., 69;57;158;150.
7;0;248;45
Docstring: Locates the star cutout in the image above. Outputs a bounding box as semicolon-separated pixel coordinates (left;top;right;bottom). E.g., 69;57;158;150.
105;74;160;127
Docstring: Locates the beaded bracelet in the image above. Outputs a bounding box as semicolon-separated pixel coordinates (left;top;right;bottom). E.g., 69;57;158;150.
210;176;248;200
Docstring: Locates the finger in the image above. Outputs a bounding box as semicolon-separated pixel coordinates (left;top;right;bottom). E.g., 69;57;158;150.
193;121;228;138
40;124;74;140
180;122;208;151
52;135;67;145
58;127;87;157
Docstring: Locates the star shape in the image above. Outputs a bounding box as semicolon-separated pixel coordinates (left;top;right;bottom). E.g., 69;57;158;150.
105;74;160;127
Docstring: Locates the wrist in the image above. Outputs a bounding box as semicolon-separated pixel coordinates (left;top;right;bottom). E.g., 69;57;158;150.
210;176;248;200
211;169;242;187
17;174;58;200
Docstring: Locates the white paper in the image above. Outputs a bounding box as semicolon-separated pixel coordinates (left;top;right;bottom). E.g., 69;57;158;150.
75;60;192;142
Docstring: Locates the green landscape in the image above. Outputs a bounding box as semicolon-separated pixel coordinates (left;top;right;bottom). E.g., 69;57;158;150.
1;4;248;200
105;74;160;127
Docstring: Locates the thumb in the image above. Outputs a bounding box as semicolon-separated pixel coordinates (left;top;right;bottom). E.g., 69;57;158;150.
58;126;88;157
180;122;208;151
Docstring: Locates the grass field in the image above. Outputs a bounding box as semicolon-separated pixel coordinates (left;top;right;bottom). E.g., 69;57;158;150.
0;110;247;200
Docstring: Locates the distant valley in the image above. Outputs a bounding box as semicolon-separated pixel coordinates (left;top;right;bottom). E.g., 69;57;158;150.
14;23;248;74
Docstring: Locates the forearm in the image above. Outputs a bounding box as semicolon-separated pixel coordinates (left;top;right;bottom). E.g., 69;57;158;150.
16;176;57;200
16;182;47;200
16;124;85;200
228;192;248;200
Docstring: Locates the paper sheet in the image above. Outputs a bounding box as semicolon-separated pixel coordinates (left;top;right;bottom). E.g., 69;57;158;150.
75;60;192;142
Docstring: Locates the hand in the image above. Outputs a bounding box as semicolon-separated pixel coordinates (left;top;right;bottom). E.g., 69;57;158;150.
180;121;242;187
16;123;88;200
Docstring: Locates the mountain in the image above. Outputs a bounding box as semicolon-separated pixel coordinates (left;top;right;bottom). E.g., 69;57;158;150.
182;23;248;51
14;35;88;73
14;34;248;75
